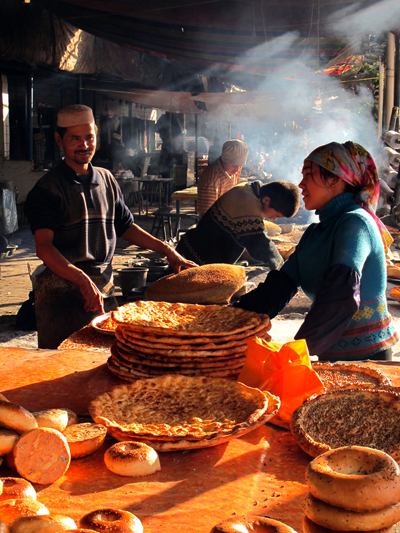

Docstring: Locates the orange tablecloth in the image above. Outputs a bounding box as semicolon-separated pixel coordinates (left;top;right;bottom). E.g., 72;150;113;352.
1;347;400;533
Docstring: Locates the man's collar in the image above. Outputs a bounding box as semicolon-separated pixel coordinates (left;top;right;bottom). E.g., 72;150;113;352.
60;160;101;185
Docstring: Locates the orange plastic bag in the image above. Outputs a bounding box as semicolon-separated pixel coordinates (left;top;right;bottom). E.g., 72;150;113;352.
238;337;324;427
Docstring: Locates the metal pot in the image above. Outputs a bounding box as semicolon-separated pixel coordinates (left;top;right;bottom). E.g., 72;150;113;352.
116;268;149;297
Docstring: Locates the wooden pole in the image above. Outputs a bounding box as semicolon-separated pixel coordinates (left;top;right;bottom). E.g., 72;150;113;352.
378;58;384;138
385;32;396;131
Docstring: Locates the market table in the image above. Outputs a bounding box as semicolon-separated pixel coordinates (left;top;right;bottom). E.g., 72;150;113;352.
133;177;174;217
1;346;400;533
171;186;198;215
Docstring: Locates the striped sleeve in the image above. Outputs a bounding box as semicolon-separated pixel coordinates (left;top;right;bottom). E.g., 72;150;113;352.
197;167;219;218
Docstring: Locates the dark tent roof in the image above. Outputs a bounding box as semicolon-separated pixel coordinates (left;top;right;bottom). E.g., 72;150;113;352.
2;0;397;89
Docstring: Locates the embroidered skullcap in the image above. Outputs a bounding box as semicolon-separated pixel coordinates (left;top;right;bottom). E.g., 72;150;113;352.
57;105;95;128
221;140;249;166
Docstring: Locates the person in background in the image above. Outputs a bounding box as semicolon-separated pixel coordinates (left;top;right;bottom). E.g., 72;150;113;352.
177;180;300;268
24;104;196;349
197;139;248;218
93;132;125;171
235;141;398;362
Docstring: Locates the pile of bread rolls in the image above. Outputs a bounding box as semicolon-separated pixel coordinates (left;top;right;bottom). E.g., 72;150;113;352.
0;394;107;485
303;445;400;533
0;479;143;532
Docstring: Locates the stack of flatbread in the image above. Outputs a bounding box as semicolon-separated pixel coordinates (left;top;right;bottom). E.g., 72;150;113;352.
107;301;271;382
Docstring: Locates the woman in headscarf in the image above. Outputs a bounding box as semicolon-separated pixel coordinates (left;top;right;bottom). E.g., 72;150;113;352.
235;141;398;361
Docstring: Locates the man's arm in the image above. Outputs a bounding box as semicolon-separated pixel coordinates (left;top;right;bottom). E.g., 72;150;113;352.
121;224;197;272
34;229;104;313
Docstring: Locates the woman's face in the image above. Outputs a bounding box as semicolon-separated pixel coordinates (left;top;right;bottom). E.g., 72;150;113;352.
299;160;345;211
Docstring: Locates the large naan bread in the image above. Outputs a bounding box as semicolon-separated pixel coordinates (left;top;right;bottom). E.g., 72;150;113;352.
112;301;264;336
105;391;280;451
88;374;272;442
290;388;400;459
145;263;246;304
312;362;392;391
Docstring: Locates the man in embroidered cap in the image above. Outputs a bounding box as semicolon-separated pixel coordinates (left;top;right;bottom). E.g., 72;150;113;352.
197;139;248;218
24;104;196;348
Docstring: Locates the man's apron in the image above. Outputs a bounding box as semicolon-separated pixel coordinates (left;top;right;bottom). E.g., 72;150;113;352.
34;268;117;349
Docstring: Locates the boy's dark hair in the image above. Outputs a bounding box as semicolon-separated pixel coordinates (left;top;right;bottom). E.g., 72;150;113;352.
259;180;300;218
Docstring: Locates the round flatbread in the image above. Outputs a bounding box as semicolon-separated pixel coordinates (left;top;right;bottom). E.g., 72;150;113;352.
290;388;400;459
108;355;243;380
117;329;264;351
89;374;270;442
112;301;264;337
118;320;271;345
312;362;392;391
106;392;280;451
114;345;246;368
111;349;245;374
116;331;248;357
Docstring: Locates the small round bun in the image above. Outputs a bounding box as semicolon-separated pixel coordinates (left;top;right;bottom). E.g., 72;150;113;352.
0;431;19;456
0;400;37;434
9;514;76;532
80;509;143;533
62;409;79;427
0;479;36;502
63;423;107;459
104;441;161;477
0;499;49;525
210;516;298;533
32;410;69;432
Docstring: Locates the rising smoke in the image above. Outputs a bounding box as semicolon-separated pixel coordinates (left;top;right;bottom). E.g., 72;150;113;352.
202;0;400;189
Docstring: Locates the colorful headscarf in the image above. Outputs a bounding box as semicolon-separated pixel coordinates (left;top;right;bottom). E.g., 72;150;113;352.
306;141;393;252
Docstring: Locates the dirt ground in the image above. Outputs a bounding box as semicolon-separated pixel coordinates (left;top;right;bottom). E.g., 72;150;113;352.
2;207;400;359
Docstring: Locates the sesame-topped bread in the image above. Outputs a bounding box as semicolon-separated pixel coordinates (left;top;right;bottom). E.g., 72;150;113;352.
144;263;246;304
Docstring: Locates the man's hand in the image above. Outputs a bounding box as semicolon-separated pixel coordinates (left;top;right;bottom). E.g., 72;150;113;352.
164;247;198;273
121;224;198;273
34;228;105;314
76;273;105;314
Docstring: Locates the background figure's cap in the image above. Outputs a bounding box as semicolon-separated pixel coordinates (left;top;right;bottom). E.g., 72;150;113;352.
57;104;95;128
112;132;122;141
221;139;249;166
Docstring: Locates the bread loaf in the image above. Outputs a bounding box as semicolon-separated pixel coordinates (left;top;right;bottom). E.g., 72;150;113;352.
145;263;246;304
13;428;71;484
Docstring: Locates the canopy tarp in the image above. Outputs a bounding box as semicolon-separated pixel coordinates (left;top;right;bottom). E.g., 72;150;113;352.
93;89;202;114
2;0;395;88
